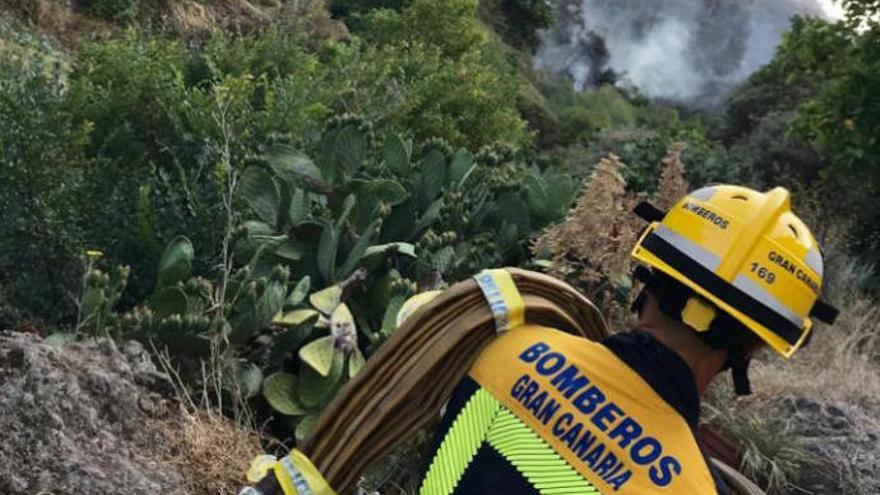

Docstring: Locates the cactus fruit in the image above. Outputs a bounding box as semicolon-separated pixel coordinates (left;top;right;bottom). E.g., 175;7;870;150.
419;137;453;160
151;286;189;319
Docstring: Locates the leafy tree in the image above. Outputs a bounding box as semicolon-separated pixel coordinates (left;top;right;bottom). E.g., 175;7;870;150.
0;27;90;324
780;3;880;259
402;0;487;59
328;0;410;19
480;0;555;52
354;1;529;147
82;0;137;21
717;0;880;264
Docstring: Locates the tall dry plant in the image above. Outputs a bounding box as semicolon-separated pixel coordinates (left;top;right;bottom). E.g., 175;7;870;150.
656;142;690;210
532;154;640;316
533;144;692;323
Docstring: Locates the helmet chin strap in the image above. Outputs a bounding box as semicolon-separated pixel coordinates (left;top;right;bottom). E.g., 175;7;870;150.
634;266;753;396
727;352;753;396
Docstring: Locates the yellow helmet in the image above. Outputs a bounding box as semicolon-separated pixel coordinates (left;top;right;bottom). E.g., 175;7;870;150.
631;185;838;358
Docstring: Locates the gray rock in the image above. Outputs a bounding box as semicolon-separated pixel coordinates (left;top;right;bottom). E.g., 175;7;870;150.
0;331;191;495
771;395;880;494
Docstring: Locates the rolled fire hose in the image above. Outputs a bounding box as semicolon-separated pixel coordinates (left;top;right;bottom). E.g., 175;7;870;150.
255;267;766;495
300;267;609;492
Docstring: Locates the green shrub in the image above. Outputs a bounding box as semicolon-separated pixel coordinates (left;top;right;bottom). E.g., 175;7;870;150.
78;118;570;440
558;85;640;143
0;25;89;323
0;0;535;328
480;0;554;52
402;0;486;59
539;82;685;149
354;2;530;148
83;0;137;21
328;0;410;19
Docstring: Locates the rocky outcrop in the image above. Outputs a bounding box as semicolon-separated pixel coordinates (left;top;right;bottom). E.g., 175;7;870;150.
773;396;880;494
0;331;190;495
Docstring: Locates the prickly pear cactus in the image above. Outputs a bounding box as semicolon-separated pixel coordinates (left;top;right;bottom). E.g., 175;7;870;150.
79;264;130;336
263;372;307;416
93;114;581;443
156;236;194;288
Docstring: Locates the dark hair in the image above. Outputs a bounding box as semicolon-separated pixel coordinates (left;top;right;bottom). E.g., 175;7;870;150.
634;269;762;353
632;268;762;394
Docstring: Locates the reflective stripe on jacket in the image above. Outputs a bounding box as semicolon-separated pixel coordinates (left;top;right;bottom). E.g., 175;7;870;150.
419;325;721;495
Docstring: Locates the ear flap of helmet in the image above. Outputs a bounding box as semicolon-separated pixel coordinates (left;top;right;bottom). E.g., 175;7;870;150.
633;265;654;285
681;297;716;333
633;264;755;396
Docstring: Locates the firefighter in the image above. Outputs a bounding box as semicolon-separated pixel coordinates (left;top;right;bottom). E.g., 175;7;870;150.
417;185;837;494
241;185;838;495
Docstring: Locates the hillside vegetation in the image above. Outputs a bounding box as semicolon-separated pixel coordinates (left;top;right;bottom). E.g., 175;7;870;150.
1;0;879;493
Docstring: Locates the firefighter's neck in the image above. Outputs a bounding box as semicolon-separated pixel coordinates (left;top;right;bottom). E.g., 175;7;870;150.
634;293;727;396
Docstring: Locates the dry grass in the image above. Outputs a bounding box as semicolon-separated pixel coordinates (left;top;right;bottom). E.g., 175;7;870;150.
167;0;348;40
0;0;115;48
752;239;880;405
167;1;216;35
752;298;880;404
1;0;348;47
0;0;71;29
704;386;814;494
149;343;276;495
158;410;266;495
706;238;880;494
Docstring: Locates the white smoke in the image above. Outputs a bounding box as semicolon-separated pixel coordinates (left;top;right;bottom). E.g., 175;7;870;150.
536;0;839;106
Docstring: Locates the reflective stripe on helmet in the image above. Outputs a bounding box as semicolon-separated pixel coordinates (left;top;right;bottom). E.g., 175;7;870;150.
805;247;824;278
640;232;804;346
654;225;721;271
731;275;803;328
688;186;717;201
